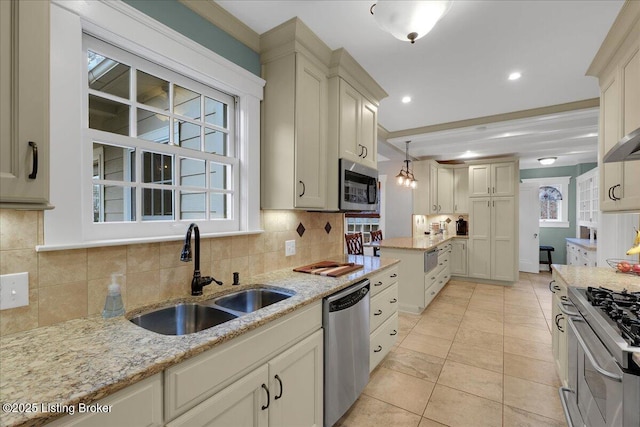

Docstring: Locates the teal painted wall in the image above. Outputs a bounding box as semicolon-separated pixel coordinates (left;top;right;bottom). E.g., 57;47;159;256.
520;163;597;264
122;0;261;76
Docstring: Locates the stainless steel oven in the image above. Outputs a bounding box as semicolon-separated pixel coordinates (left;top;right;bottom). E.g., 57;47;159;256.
559;287;640;427
339;159;378;211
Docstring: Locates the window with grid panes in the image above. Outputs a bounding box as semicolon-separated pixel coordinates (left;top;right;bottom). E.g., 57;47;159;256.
86;36;238;226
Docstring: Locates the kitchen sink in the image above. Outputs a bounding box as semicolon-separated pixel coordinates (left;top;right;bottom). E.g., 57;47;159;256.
129;303;238;336
208;287;295;314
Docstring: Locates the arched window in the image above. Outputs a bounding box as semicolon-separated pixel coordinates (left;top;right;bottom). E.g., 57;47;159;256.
539;185;563;220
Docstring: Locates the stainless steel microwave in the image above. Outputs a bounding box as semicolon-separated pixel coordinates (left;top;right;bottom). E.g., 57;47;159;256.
339;159;378;211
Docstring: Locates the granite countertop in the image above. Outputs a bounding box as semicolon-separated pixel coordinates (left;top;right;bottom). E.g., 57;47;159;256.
552;264;640;292
565;238;598;251
378;234;466;251
0;255;399;427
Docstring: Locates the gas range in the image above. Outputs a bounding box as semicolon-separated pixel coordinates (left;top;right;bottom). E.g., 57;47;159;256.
568;286;640;369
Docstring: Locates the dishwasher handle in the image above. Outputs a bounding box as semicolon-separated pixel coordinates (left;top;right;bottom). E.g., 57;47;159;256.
326;279;370;312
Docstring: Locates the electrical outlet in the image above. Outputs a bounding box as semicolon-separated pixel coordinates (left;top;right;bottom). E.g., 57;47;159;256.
0;272;29;310
285;240;296;257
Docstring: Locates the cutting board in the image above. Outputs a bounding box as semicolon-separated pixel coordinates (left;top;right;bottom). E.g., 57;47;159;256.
294;261;363;277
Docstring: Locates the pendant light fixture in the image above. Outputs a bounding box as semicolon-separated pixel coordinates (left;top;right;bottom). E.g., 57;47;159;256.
396;141;417;188
371;0;452;44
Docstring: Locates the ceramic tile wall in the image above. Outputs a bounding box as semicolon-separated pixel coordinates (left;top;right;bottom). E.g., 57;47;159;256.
0;209;344;335
413;214;468;237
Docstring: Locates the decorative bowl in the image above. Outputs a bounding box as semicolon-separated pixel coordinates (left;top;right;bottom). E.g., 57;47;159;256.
606;259;640;276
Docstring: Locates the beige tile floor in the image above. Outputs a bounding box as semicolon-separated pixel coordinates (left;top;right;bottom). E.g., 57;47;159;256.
336;271;568;427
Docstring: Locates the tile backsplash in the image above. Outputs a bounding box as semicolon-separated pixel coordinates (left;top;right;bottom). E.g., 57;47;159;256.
0;209;344;335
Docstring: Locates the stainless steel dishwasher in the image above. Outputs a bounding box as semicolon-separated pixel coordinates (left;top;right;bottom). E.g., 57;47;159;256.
323;279;370;427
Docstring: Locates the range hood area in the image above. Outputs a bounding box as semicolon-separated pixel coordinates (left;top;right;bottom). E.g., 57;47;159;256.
603;127;640;163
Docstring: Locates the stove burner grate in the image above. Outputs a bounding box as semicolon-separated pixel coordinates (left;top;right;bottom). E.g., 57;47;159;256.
586;287;640;347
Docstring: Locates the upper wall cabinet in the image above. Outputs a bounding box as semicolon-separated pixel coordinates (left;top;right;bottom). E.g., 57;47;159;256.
0;0;51;209
468;162;515;198
413;162;468;215
260;20;330;210
587;1;640;212
332;78;377;169
260;20;386;211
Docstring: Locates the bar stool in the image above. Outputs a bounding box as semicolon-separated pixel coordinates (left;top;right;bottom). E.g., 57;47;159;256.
540;245;555;272
370;229;383;257
345;232;364;255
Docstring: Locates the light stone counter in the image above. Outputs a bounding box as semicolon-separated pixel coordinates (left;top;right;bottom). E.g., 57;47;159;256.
552;264;640;292
565;238;598;251
378;234;466;251
0;255;399;427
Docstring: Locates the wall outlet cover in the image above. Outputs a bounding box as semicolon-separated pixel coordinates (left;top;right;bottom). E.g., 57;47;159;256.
0;272;29;310
285;240;296;257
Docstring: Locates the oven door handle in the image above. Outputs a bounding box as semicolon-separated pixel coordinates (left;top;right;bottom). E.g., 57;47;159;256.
567;317;623;382
558;387;577;427
557;301;579;317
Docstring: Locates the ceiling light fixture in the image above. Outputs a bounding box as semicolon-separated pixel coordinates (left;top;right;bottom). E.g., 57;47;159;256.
538;157;557;166
396;141;418;188
370;0;452;44
508;72;522;80
402;96;412;103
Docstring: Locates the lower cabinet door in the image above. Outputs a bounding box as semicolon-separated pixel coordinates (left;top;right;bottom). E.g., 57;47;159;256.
268;330;323;427
166;366;269;427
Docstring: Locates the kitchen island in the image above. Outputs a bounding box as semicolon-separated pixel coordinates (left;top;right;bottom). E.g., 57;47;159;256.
379;234;467;313
0;255;399;427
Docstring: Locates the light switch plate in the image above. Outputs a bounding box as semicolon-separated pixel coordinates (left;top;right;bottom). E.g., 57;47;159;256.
285;240;296;257
0;272;29;310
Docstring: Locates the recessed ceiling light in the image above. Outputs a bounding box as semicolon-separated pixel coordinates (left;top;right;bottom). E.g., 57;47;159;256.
508;72;522;81
460;150;478;159
402;96;412;103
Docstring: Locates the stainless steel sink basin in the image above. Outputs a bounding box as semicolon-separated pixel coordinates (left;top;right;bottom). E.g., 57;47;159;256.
210;288;294;314
130;303;238;336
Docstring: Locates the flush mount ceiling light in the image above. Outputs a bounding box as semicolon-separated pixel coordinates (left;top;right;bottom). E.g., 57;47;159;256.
508;71;522;81
371;0;452;44
538;157;557;166
402;96;412;103
396;141;418;188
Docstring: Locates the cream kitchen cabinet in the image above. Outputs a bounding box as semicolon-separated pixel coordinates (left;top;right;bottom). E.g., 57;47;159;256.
167;330;323;427
550;273;570;387
334;78;377;169
47;374;163;427
0;0;51;209
412;160;431;215
468;196;516;282
468;162;516;198
435;167;454;214
453;167;469;214
587;1;640;212
576;168;599;228
164;302;322;426
566;239;597;267
261;51;328;210
450;238;468;277
368;265;399;371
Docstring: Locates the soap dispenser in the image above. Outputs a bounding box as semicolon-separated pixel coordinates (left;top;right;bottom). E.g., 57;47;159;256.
102;274;125;318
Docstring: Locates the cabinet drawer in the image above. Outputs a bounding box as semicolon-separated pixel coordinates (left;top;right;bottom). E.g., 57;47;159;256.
164;302;321;421
369;265;399;296
370;283;398;332
370;312;398;372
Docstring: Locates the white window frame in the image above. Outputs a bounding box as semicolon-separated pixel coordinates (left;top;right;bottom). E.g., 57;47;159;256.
522;176;571;228
41;0;264;251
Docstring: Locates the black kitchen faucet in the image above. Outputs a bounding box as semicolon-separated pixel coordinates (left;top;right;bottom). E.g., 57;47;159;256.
180;223;223;295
